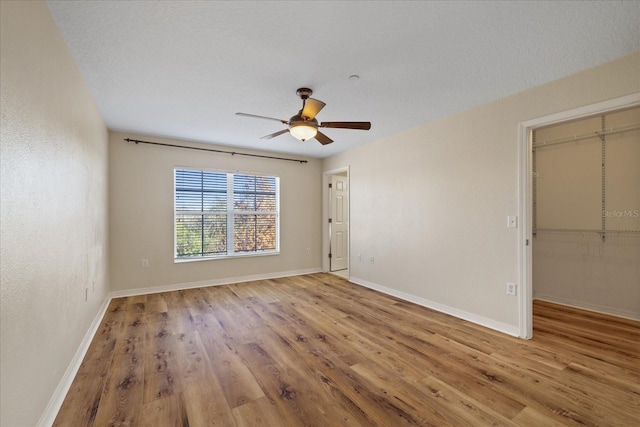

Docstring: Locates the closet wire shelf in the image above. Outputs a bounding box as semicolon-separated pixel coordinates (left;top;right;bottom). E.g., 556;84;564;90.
533;228;640;236
532;116;639;241
532;121;640;149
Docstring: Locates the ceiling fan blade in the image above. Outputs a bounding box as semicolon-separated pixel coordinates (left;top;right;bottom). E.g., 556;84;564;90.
236;112;288;124
260;129;290;140
301;98;326;120
314;131;333;145
320;121;371;130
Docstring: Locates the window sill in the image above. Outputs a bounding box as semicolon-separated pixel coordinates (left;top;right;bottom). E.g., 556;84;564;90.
174;251;280;263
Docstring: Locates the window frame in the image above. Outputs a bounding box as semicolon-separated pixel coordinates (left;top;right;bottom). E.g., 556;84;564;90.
173;167;280;262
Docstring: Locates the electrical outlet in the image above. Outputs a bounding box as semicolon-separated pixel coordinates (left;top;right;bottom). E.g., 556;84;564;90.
506;282;517;296
306;248;311;255
369;256;375;264
141;259;149;269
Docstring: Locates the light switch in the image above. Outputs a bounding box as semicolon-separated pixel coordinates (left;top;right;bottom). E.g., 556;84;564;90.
507;216;518;228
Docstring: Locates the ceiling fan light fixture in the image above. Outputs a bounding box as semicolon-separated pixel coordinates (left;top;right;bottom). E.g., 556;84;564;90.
289;123;317;141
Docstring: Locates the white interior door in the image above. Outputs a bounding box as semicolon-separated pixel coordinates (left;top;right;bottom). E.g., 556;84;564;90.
330;174;349;271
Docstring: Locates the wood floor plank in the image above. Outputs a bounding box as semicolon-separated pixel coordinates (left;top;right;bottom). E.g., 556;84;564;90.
53;338;116;427
351;359;506;426
141;392;189;427
533;326;640;380
180;379;237;427
564;361;640;396
143;312;181;403
277;346;421;427
199;329;265;409
276;300;369;367
127;295;148;305
337;314;528;419
202;286;267;347
253;306;430;426
236;340;279;368
53;299;125;426
534;316;639;362
489;351;640;413
239;361;323;426
161;291;196;335
511;407;569;427
55;274;640;426
144;292;168;315
429;333;616;426
249;323;378;425
93;304;146;426
169;331;236;426
228;279;281;303
231;396;293;427
416;374;515;426
182;288;226;335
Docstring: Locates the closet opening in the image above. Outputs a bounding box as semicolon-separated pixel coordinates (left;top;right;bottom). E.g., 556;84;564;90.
518;94;640;338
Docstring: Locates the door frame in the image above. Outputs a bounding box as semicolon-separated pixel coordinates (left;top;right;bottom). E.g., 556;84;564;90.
517;93;639;339
322;166;350;274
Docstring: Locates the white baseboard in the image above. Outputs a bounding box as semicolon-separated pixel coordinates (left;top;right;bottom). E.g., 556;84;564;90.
350;276;520;337
37;295;111;427
38;267;322;426
533;293;640;321
109;267;322;298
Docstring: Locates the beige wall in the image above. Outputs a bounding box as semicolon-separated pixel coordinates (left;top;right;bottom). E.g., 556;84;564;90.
323;52;640;330
533;107;640;318
0;2;109;426
108;132;322;292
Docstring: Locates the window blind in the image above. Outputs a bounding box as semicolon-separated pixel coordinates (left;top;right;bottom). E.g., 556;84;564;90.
175;169;279;259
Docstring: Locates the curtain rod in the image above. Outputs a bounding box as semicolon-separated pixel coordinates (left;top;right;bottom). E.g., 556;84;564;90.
124;138;308;164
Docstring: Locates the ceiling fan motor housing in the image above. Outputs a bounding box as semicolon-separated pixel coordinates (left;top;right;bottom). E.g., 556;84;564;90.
289;113;318;126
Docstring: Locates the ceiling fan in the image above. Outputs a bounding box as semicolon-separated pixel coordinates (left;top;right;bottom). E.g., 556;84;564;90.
236;88;371;145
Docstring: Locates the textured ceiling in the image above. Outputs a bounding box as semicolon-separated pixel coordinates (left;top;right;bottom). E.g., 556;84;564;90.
46;1;640;158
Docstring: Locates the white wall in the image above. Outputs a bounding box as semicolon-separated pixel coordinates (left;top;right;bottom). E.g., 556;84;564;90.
108;132;322;292
0;2;109;426
533;107;640;319
323;52;640;333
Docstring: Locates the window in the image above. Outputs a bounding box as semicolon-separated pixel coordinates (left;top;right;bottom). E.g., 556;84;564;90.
174;168;279;260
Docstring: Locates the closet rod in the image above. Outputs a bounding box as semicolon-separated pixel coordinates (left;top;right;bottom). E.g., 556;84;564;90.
124;138;308;164
533;122;640;149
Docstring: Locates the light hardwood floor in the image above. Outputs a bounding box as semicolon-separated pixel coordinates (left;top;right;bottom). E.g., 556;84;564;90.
54;273;639;426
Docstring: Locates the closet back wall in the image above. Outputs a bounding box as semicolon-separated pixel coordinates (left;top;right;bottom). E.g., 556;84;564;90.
108;132;322;292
